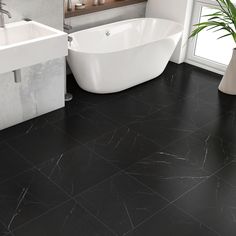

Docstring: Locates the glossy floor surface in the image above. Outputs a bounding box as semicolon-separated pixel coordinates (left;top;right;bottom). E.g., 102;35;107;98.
1;62;236;236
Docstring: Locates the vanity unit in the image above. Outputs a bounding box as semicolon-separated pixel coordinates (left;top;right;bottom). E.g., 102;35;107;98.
0;0;68;130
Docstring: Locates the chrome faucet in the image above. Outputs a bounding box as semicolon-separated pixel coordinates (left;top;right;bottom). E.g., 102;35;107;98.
0;1;12;28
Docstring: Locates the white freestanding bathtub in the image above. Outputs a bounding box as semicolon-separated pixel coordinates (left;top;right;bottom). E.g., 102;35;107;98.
67;18;183;94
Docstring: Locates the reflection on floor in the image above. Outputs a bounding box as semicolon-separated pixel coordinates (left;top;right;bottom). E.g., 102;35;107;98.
1;62;236;236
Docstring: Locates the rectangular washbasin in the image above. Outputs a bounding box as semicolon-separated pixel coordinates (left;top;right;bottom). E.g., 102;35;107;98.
0;20;68;74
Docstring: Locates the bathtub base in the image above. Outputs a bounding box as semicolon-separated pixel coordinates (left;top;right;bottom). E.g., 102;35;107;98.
74;74;164;94
70;69;166;94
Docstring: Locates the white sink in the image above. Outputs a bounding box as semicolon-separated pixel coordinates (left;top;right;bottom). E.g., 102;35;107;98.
0;20;68;74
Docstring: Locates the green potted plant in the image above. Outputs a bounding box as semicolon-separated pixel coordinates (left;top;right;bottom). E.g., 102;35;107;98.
190;0;236;95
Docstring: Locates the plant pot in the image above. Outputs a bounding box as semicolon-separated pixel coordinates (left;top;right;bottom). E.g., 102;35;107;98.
218;48;236;95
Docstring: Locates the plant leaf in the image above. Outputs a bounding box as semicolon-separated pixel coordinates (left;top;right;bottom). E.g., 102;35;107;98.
217;33;232;39
189;0;236;43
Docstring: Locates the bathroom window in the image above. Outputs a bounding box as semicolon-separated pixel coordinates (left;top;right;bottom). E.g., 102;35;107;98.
187;0;236;74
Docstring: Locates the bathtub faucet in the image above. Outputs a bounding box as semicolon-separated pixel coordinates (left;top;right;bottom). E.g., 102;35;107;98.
0;1;12;28
68;36;73;46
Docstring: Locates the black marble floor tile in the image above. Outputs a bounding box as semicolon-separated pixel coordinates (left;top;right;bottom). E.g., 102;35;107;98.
0;62;232;235
161;132;233;174
67;74;124;107
11;200;115;236
125;150;209;202
0;143;32;184
95;94;155;125
77;172;168;236
38;145;119;196
0;224;9;236
125;205;219;236
198;86;236;112
216;162;236;187
0;116;48;143
161;96;224;128
175;175;236;236
129;110;197;148
43;100;91;123
194;111;236;145
7;124;78;166
0;169;68;231
128;78;185;110
86;126;161;169
53;108;118;144
161;62;221;96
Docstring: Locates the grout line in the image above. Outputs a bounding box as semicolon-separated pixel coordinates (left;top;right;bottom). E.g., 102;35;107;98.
130;90;190;114
10;198;73;233
167;160;233;205
4;140;80;178
43;98;99;124
7;162;119;236
81;128;162;170
120;160;233;236
171;204;222;236
48;109;124;146
92;107;125;127
73;198;118;236
72;171;123;197
0;143;38;182
47;122;82;145
123;167;208;205
0;218;15;236
213;169;236;190
0;117;50;144
37;166;119;236
0;166;35;186
122;107;229;154
68;142;176;235
121;170;171;203
90;99;154;128
123;126;189;150
5;136;122;197
122;203;172;236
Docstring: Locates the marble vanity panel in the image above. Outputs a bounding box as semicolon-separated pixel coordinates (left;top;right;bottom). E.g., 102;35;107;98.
0;59;65;130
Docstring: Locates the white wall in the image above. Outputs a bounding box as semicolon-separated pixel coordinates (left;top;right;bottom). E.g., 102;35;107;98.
0;0;65;130
146;0;194;64
65;2;146;32
5;0;64;30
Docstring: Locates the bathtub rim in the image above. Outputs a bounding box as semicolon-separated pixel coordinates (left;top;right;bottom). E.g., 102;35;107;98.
68;17;183;55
